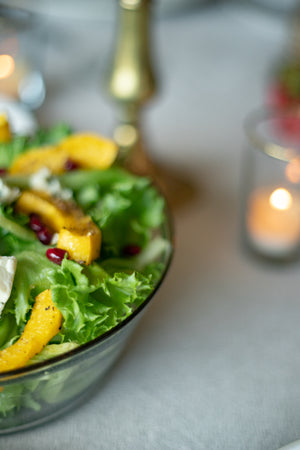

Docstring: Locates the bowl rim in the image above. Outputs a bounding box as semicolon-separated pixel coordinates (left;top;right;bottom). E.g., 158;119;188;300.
0;203;174;381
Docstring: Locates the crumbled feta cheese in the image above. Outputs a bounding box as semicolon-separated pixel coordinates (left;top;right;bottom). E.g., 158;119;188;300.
0;256;17;316
51;232;59;245
0;179;20;204
48;178;73;201
29;167;73;201
29;167;51;192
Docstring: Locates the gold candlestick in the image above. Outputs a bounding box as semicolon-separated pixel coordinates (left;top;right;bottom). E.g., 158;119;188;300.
106;0;155;172
106;0;196;207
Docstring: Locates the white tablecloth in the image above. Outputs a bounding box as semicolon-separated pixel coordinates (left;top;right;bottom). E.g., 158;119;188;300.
3;2;300;449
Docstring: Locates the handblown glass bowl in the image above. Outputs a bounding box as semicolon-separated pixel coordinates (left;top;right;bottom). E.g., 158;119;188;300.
0;208;173;434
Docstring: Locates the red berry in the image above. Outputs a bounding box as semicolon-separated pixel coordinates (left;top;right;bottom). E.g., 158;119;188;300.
123;244;141;256
37;227;53;245
29;214;43;232
0;168;7;176
46;248;68;265
64;158;79;171
269;83;291;108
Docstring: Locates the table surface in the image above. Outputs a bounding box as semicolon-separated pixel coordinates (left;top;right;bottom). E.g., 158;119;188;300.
3;2;300;450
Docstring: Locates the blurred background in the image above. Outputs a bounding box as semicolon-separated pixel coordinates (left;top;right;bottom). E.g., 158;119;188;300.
0;0;299;138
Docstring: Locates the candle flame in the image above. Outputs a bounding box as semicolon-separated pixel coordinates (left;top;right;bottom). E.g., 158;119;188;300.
269;188;292;211
0;55;15;80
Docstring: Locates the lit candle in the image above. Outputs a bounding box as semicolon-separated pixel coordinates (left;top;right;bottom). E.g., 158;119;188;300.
0;54;28;99
246;187;300;258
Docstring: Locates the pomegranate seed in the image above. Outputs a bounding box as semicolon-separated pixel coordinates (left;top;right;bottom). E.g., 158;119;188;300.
123;244;141;256
0;168;7;176
46;248;68;265
37;227;53;245
64;158;79;171
29;214;44;232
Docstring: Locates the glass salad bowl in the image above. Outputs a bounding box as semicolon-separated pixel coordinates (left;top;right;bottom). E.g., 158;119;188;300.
0;206;172;434
0;121;173;434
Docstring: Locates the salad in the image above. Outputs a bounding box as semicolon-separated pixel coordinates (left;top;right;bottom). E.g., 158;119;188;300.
0;116;170;398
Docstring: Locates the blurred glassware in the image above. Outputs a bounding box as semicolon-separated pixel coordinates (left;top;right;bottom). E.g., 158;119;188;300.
0;6;46;110
0;94;37;135
242;108;300;262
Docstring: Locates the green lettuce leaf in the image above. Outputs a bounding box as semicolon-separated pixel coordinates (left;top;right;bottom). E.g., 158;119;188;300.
8;251;59;326
59;168;165;258
0;206;38;255
48;258;154;345
28;343;79;364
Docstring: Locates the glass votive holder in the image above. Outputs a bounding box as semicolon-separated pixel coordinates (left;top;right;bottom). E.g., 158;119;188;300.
242;108;300;261
0;7;45;110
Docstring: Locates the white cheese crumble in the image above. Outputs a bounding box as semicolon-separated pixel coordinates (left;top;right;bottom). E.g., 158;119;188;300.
51;232;59;245
29;167;73;201
0;256;17;316
0;178;20;204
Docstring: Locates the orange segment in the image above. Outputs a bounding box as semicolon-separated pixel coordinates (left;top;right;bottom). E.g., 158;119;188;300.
59;133;118;169
0;114;11;143
57;222;101;265
9;146;68;175
0;290;62;372
15;190;84;231
9;133;118;175
15;190;101;264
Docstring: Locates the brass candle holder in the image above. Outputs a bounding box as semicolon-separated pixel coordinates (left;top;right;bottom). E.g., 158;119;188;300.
106;0;196;208
106;0;155;173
